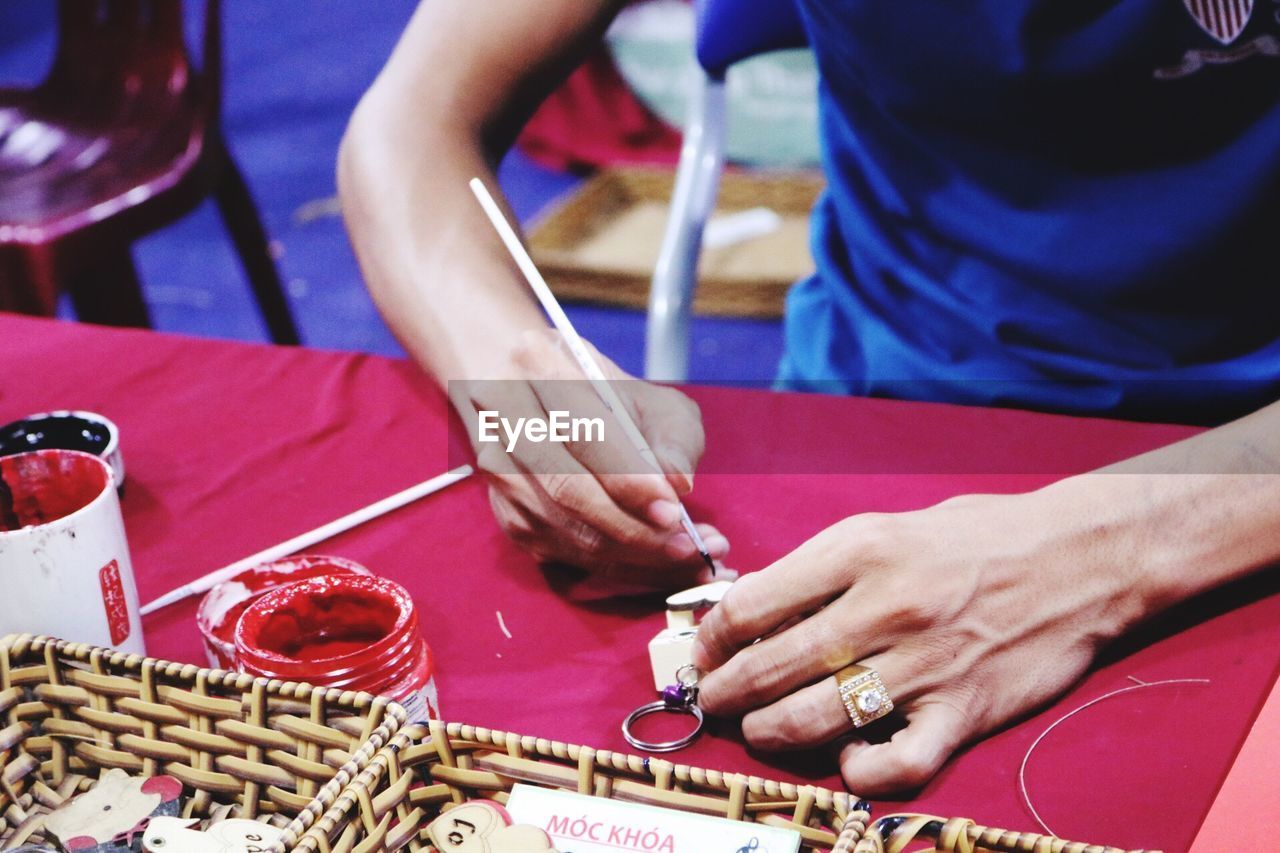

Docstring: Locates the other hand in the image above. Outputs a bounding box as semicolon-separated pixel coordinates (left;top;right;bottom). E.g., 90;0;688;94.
692;486;1148;794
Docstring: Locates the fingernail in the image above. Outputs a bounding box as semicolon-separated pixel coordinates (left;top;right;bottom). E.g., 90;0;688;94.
705;534;730;558
654;444;694;491
665;450;694;492
694;673;719;711
648;499;681;528
695;563;736;585
664;533;696;559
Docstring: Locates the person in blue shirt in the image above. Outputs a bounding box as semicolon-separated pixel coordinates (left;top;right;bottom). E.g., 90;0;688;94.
780;0;1280;426
340;0;1280;793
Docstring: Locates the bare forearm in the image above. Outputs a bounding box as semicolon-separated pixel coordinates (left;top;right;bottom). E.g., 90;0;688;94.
691;399;1280;793
1036;398;1280;625
339;104;542;381
339;0;621;383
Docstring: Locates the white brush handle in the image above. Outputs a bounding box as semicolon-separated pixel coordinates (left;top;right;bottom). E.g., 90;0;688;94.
468;178;712;560
140;464;474;615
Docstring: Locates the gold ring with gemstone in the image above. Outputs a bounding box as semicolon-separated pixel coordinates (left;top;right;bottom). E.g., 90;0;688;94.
835;664;894;728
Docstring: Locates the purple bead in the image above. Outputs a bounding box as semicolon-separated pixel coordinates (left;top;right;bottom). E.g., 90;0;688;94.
662;684;688;707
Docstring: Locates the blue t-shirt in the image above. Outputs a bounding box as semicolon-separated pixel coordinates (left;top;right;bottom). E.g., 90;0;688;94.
779;0;1280;423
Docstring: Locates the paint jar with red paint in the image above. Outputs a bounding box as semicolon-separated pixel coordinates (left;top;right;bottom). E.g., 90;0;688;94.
0;449;144;654
196;555;372;669
234;574;439;721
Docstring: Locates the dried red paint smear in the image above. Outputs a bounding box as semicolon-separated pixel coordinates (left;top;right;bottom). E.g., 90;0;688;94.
99;560;131;645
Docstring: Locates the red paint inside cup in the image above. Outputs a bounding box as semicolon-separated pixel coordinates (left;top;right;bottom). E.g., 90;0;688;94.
0;449;110;531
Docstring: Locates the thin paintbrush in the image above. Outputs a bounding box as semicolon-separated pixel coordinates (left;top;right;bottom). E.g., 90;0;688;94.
469;177;717;575
140;464;475;614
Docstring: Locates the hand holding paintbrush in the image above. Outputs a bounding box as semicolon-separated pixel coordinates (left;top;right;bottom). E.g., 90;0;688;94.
465;178;728;583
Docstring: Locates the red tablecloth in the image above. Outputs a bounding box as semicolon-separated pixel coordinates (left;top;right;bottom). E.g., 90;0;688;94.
3;314;1277;852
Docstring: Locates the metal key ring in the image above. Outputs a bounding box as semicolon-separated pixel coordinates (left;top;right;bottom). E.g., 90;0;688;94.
622;701;704;753
622;664;705;753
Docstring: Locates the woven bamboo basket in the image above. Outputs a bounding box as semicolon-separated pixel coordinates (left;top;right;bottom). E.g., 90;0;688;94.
527;166;823;319
0;634;405;852
286;720;1154;853
840;813;1156;853
287;720;867;852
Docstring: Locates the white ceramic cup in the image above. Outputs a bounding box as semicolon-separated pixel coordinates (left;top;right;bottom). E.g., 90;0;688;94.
0;449;145;654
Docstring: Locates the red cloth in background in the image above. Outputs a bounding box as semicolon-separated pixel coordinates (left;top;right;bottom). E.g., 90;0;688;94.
3;313;1278;852
518;47;682;171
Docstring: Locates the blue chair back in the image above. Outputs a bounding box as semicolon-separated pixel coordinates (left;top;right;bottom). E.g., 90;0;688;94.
694;0;808;79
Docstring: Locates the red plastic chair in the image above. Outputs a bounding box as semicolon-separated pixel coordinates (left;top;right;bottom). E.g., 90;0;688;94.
0;0;300;344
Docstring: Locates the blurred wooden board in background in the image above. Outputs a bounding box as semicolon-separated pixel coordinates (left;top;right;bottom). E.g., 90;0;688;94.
527;167;822;319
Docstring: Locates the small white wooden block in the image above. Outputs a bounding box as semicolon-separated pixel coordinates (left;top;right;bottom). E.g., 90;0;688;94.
664;580;733;612
703;207;784;250
648;626;699;691
649;580;734;689
664;580;733;630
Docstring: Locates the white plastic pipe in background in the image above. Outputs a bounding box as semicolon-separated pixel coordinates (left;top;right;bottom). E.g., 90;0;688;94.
645;71;728;382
